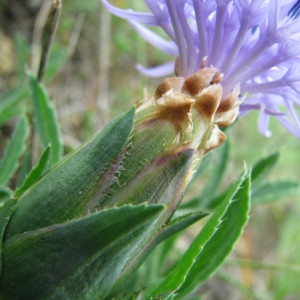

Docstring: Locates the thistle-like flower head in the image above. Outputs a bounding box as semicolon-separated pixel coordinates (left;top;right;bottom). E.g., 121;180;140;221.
102;0;300;138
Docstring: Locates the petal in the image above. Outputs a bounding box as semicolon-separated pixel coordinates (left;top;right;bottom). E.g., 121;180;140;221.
130;21;178;56
276;115;300;138
136;61;175;77
101;0;158;25
258;112;272;137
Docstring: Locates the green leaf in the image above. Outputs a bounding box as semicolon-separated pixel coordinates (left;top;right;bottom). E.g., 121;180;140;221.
5;107;135;238
0;203;165;300
151;170;250;298
0;86;29;126
158;211;209;246
141;212;209;298
14;145;51;197
252;180;300;205
177;172;251;297
251;152;279;183
28;73;62;165
0;115;29;186
15;149;32;188
0;199;16;274
134;211;209;291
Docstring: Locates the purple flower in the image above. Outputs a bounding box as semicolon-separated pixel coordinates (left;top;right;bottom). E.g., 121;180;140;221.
101;0;300;139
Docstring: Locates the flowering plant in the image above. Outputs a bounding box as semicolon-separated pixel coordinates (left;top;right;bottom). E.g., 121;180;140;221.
0;0;299;299
103;0;300;139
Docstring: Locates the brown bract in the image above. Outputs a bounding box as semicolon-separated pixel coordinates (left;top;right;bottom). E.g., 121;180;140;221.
154;77;184;100
194;84;222;121
156;91;194;136
137;66;240;155
182;68;220;96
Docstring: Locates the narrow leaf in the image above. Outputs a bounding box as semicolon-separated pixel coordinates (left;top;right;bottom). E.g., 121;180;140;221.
15;150;32;188
14;145;51;197
151;170;250;297
130;210;209;297
157;211;209;246
178;173;251;297
142;212;209;298
1;203;165;300
28;73;62;165
0;115;29;186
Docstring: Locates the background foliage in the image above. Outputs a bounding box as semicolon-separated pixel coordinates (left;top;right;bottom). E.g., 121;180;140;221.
0;0;300;299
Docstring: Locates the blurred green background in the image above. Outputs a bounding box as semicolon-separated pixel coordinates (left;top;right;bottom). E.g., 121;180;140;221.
0;0;299;299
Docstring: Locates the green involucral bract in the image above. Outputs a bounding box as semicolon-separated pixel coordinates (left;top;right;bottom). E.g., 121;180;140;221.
1;66;241;299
